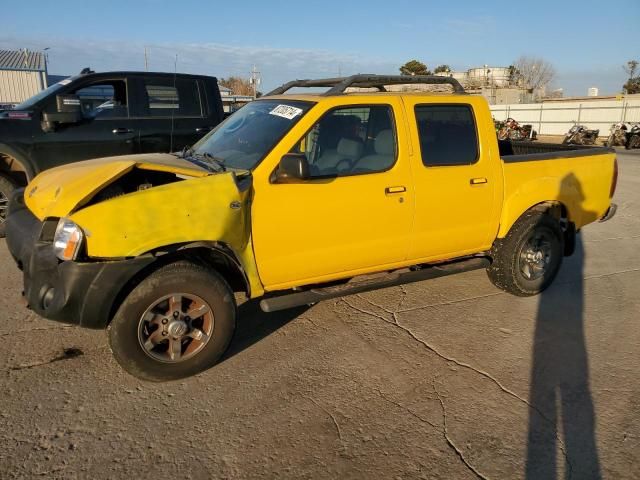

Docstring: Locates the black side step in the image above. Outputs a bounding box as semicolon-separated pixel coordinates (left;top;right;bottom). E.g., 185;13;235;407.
259;257;491;313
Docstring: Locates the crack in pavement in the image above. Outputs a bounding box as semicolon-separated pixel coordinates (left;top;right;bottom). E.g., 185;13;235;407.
0;325;74;338
397;292;505;314
432;380;490;480
584;234;640;243
373;387;439;430
302;395;344;445
340;294;573;476
583;267;640;280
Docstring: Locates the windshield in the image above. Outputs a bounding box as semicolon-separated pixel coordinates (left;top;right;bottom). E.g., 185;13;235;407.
191;99;314;170
14;81;67;110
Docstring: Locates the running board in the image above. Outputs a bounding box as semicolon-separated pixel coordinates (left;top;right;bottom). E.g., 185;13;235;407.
259;257;491;313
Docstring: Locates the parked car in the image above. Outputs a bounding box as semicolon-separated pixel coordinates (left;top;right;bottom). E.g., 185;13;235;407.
0;69;225;232
562;123;599;145
6;75;618;381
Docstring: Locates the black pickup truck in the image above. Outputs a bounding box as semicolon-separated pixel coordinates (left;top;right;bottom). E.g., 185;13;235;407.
0;70;225;229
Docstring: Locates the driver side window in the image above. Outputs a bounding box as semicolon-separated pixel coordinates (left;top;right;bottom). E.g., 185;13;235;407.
290;105;396;177
74;81;128;119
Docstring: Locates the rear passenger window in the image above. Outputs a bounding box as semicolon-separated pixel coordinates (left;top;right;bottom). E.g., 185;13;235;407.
142;79;202;117
415;105;478;166
290;105;396;177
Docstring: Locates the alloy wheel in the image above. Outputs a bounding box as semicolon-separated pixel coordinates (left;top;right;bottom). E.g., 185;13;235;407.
518;231;554;281
137;293;215;363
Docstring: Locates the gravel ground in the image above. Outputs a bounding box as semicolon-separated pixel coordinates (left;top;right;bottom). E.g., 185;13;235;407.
1;150;639;479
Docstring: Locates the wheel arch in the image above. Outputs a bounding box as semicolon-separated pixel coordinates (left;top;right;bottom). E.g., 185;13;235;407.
107;242;250;324
495;200;575;256
0;144;34;186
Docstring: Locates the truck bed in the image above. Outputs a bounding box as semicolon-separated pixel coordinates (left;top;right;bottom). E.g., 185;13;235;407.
497;141;616;234
498;140;612;161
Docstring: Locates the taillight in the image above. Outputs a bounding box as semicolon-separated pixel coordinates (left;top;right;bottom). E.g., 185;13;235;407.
610;157;618;198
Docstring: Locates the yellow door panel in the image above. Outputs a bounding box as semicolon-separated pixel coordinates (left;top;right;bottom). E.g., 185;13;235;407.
251;98;415;290
402;97;503;261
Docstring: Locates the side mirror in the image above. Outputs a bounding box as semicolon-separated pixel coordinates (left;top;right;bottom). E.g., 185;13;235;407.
275;153;310;183
41;94;83;130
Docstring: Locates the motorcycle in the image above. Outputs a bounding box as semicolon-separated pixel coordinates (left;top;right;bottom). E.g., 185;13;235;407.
625;123;640;150
562;123;599;145
497;118;537;141
606;122;628;147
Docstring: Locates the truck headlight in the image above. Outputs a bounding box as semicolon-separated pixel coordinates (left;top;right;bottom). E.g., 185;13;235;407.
53;218;84;261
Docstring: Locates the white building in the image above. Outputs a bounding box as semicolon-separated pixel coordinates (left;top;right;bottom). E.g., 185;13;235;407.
588;87;599;97
0;49;48;108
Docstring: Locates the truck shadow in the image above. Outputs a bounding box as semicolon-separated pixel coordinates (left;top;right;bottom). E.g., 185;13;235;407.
221;299;309;363
526;173;601;479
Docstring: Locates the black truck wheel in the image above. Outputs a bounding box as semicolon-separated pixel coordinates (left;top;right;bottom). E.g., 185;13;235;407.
108;262;236;382
487;211;564;297
0;174;17;238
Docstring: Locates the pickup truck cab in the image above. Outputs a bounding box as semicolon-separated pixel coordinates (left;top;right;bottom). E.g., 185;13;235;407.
0;70;224;229
5;75;618;381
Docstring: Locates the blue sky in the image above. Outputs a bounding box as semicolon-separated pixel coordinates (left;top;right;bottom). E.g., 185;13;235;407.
1;0;638;96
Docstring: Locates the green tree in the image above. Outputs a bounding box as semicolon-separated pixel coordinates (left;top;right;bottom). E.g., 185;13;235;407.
434;64;451;74
624;77;640;94
623;60;639;93
399;60;431;76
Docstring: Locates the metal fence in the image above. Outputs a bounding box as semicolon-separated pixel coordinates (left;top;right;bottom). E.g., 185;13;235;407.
490;97;640;136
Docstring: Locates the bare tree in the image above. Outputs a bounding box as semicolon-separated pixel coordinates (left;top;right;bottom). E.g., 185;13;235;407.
219;76;254;96
623;60;638;80
513;56;556;91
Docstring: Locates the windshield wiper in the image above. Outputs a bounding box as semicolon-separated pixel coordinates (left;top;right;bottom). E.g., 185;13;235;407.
192;151;227;172
176;147;226;172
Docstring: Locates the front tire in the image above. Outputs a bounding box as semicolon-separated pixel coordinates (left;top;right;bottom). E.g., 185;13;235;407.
108;262;236;381
487;211;564;297
0;173;18;238
606;135;615;147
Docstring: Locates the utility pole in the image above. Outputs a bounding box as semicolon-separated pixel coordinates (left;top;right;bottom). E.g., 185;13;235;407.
250;65;261;99
144;47;149;71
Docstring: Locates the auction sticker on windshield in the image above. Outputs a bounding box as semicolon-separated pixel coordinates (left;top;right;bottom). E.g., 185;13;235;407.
269;104;304;120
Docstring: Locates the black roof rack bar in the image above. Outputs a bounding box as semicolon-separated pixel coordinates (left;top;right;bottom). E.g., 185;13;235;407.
265;74;465;96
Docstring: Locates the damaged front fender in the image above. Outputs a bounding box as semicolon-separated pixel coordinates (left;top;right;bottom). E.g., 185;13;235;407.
68;171;264;297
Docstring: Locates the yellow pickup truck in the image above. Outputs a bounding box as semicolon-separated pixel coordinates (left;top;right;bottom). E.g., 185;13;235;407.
6;75;617;381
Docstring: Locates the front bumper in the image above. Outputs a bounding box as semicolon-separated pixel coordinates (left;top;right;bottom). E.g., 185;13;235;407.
6;190;155;329
599;203;617;223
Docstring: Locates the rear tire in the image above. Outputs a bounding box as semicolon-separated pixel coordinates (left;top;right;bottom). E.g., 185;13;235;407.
108;261;236;381
487;211;564;297
0;174;18;238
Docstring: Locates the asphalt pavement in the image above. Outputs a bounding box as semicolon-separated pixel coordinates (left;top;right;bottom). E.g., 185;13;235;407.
1;149;639;479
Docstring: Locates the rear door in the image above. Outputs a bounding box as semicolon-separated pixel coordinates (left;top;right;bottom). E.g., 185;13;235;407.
32;77;136;169
402;98;501;261
129;76;208;153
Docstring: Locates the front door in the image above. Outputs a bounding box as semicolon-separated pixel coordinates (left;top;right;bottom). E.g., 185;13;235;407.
403;99;500;261
32;78;136;171
252;101;415;290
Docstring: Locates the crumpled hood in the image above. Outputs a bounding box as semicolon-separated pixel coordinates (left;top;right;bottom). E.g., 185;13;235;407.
24;153;210;220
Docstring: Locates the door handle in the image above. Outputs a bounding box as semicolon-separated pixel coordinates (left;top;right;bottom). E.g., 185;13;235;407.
195;126;214;133
470;177;488;185
112;127;133;135
385;186;406;194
